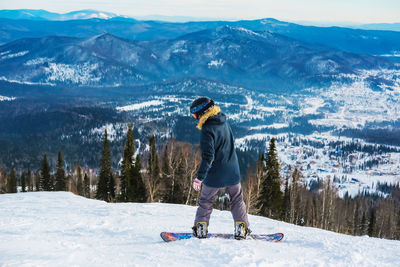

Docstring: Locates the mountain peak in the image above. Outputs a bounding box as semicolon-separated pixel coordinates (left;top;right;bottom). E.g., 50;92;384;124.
175;25;267;43
259;18;283;24
215;25;264;38
62;10;118;20
0;9;119;21
81;32;125;45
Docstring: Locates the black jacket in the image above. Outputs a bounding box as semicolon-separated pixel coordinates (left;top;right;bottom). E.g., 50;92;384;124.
196;113;241;187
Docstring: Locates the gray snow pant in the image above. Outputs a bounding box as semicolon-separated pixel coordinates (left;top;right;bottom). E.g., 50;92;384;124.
194;183;249;228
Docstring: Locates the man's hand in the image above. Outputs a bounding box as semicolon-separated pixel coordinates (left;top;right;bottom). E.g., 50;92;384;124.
193;178;202;191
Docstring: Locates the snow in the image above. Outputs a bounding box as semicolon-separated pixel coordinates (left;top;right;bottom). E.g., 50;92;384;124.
236;27;263;37
275;136;400;198
245;95;253;109
89;12;112;19
379;52;400;57
1;50;29;60
44;63;101;84
0;51;10;56
305;69;400;128
0;76;55;86
234;131;400;198
311;57;339;73
172;48;188;54
116;100;164;111
301;97;325;115
0;192;399;266
222;26;263;38
235;133;286;147
249;123;289;130
0;95;16;101
257;106;287;113
90;123;118;141
208;59;225;69
24;57;54;66
163;40;187;60
70;12;114;20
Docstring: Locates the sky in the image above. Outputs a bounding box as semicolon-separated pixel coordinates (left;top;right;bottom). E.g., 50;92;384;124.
0;0;399;24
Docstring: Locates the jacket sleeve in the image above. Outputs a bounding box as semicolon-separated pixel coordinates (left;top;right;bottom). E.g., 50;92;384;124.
196;128;215;180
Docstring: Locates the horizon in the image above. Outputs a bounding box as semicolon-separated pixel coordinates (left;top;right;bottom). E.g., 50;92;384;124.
0;0;399;24
0;8;399;27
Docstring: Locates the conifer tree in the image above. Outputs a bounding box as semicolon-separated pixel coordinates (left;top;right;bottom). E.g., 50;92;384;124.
27;169;33;192
120;124;134;202
257;138;282;219
40;154;52;191
96;129;115;202
35;172;40;191
8;167;17;193
108;172;116;201
83;173;90;198
50;174;55;191
76;166;83;196
54;151;66;191
21;171;26;192
290;168;300;224
130;155;147;202
126;164;136;202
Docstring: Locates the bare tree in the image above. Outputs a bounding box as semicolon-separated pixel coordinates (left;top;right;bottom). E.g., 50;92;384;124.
242;168;261;214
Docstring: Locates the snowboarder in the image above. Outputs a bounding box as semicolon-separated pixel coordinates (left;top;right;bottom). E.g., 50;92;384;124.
190;97;251;240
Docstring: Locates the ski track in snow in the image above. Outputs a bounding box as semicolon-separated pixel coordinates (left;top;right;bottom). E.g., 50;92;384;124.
0;192;399;266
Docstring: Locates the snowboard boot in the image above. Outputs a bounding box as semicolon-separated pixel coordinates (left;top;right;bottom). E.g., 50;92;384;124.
192;222;208;239
234;221;251;240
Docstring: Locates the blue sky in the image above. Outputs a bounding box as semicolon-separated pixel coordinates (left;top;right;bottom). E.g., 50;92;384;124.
1;0;399;23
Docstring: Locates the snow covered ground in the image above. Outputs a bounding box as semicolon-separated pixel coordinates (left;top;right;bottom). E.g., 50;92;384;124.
235;131;400;198
1;192;399;266
0;95;16;102
116;100;164;111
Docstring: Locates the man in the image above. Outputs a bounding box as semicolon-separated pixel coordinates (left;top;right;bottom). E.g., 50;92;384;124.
190;97;250;240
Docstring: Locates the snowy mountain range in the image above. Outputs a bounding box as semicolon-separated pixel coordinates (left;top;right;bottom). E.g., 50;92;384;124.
1;14;400;57
2;9;400;32
0;28;397;90
0;9;121;21
1;192;399;266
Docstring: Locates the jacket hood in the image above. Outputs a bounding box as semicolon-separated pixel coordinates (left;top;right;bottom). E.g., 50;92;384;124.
205;112;226;125
196;105;222;130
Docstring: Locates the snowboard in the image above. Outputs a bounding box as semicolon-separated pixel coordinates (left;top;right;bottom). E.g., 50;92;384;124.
160;232;284;242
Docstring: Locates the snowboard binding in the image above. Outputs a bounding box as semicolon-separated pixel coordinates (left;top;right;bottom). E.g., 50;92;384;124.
192;222;208;238
234;221;251;240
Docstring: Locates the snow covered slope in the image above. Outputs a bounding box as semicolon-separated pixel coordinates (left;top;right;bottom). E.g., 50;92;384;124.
1;192;399;266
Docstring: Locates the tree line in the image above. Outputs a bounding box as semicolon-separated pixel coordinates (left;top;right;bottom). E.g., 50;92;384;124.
1;131;399;241
243;138;400;240
0;124;202;206
0;150;91;197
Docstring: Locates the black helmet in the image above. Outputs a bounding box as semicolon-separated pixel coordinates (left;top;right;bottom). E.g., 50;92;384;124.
190;97;215;119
